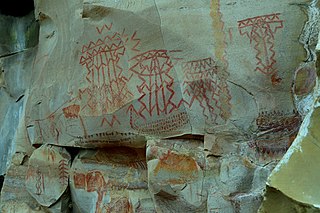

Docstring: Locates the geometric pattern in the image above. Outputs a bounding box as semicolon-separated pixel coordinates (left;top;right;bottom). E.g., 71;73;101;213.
79;23;140;115
238;13;284;75
181;57;231;123
129;50;179;120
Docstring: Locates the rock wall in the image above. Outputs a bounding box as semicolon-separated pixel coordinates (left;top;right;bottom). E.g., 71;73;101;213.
0;0;320;212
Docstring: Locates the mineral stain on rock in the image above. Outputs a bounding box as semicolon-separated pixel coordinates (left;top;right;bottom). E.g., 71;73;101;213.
153;150;199;184
0;0;318;212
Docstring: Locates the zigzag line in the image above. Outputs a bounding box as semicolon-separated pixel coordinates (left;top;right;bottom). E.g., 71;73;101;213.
165;80;178;114
211;1;231;121
100;115;120;127
266;34;277;75
214;1;229;75
207;97;219;123
58;159;69;185
253;31;277;75
239;14;283;76
130;31;141;52
136;88;148;120
253;33;265;73
96;23;113;34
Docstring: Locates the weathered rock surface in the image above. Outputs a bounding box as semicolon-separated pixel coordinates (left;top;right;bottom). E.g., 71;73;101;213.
70;148;154;212
0;154;43;212
25;145;71;207
259;84;320;212
147;139;206;212
0;17;38;175
1;0;320;212
25;0;307;149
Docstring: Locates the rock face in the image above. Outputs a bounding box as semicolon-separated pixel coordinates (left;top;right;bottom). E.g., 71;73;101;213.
70;148;152;212
147;139;206;212
0;9;39;176
1;0;320;212
25;145;71;207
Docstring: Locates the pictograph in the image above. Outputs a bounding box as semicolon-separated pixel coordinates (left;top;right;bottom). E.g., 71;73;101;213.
249;110;302;157
62;104;80;119
79;23;141;116
100;115;120;127
181;57;231;123
35;169;45;195
127;50;188;133
73;171;107;213
129;50;178;118
30;23;143;144
238;13;284;75
58;159;69;186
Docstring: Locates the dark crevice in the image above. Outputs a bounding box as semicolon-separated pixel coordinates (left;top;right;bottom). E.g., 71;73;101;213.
65;147;81;162
0;51;21;59
0;175;4;193
15;94;24;102
32;144;41;149
167;134;204;141
0;0;34;17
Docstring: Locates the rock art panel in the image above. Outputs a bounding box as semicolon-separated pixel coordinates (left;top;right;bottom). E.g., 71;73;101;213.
25;0;244;148
146;139;206;212
70;147;155;213
0;157;40;212
181;57;231;124
78;23;140;116
238;13;284;76
293;65;317;96
264;105;320;209
220;0;306;113
248;110;302;159
25;145;71;207
0;0;314;212
127;49;188;134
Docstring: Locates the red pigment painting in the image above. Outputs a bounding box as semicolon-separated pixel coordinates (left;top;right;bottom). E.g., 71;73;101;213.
127;50;188;133
31;23;143;144
129;50;179;118
180;57;231;123
35;169;45;195
58;159;69;186
79;23;140;116
100;115;120;127
238;13;284;75
62;104;80;119
249;110;302;157
74;171;107;213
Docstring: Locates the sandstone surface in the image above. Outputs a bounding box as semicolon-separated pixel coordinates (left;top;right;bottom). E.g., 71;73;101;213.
1;0;320;212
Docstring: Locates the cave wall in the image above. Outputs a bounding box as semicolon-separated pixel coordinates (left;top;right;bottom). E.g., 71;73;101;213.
0;0;319;212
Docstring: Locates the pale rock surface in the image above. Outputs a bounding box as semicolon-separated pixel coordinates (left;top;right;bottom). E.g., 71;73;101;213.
0;51;38;175
0;10;38;175
0;0;319;212
0;154;43;213
25;0;308;147
25;144;71;207
205;138;277;213
70;148;154;212
147;139;206;212
258;1;320;211
259;81;320;212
